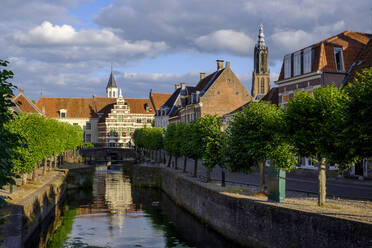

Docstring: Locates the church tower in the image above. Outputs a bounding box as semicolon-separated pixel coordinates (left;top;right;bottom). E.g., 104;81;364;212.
106;70;118;98
251;24;270;100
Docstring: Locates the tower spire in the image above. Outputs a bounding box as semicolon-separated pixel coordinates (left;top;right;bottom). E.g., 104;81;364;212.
257;24;266;48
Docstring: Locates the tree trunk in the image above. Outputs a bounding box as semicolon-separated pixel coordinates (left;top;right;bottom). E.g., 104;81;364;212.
221;169;225;187
183;157;187;173
318;158;327;206
206;167;211;182
259;160;265;193
163;152;166;164
21;174;27;185
167;155;172;167
175;157;178;169
31;167;37;181
54;156;57;168
193;159;198;178
43;158;47;176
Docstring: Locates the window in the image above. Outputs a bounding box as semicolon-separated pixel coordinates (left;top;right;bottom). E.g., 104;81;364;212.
260;78;265;94
147;119;151;123
334;47;344;72
86;122;91;130
137;119;142;123
261;53;265;71
73;123;78;126
109;91;111;97
293;51;301;76
113;91;116;97
59;109;67;118
110;128;115;136
303;48;312;73
85;134;91;142
117;115;123;122
284;55;291;79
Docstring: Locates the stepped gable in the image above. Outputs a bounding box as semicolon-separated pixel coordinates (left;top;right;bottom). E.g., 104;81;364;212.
345;39;372;84
278;31;371;80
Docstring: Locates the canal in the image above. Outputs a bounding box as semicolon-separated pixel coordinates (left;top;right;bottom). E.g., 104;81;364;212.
36;165;247;248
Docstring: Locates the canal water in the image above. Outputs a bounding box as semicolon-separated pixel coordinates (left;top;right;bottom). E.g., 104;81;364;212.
42;166;246;248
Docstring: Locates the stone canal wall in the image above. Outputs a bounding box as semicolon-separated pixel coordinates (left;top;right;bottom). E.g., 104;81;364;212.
3;170;68;248
128;164;372;248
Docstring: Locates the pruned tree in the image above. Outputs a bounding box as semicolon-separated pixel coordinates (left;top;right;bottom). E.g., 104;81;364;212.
285;85;350;206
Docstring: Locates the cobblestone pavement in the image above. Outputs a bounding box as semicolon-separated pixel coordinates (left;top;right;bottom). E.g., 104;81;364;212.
157;153;372;201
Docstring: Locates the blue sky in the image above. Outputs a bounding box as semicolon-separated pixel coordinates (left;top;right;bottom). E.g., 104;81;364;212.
1;0;371;100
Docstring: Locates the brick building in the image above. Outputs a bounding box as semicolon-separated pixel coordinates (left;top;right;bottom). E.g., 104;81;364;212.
275;30;371;107
37;72;168;147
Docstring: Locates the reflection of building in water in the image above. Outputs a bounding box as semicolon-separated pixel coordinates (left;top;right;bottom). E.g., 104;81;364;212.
79;170;142;216
104;171;132;213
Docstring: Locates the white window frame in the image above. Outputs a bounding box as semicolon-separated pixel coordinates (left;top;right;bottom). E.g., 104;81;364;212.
303;48;312;73
284;55;291;79
334;47;345;72
293;51;301;76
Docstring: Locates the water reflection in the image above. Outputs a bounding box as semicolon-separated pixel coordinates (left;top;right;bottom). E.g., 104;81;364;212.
47;167;246;248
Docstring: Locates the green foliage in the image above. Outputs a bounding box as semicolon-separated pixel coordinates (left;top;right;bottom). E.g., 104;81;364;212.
196;115;223;170
133;127;163;151
47;207;77;248
344;67;372;168
80;142;94;148
225;102;296;173
285;84;350;168
0;60;21;190
163;123;177;156
6;113;84;174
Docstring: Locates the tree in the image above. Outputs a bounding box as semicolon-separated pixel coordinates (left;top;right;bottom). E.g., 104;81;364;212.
0;60;22;195
285;85;350;206
186;121;203;177
344;68;372;169
224;101;295;193
164;123;177;167
176;122;190;172
148;127;163;162
197;115;223;182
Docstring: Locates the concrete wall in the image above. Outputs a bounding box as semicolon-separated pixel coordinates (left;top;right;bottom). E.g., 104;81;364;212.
128;164;372;248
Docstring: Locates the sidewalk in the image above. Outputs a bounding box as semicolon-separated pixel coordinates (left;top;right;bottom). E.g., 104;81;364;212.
153;153;372;200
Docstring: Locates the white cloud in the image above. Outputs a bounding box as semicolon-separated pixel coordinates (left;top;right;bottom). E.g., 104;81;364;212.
194;30;254;56
271;21;346;54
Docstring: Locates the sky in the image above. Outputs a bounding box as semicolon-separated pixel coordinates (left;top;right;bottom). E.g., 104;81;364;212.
1;0;371;101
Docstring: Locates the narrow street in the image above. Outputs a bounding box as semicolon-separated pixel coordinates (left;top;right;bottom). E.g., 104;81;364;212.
163;155;372;201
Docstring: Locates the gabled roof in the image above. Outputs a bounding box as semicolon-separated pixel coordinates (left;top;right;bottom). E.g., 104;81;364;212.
261;87;279;106
106;72;117;89
13;92;41;114
278;31;371;81
37;96;155;119
162;88;180;109
149;91;172;111
195;69;224;95
344;39;372;85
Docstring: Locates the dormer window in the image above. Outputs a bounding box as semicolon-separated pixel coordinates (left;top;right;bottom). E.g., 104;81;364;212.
284;55;291;79
144;103;150;112
59;109;67;118
293;51;301;76
334;47;344;72
303;48;312;74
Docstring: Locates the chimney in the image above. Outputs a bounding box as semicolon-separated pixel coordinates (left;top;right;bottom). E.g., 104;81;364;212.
175;84;181;90
181;82;186;90
216;59;224;70
225;61;230;69
200;72;206;80
42;104;45;115
19;89;24;95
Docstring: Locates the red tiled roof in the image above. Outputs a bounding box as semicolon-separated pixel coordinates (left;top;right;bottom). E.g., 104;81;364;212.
149;92;172;111
37;97;155;119
13;94;41;114
346;39;372;84
278;31;371;81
